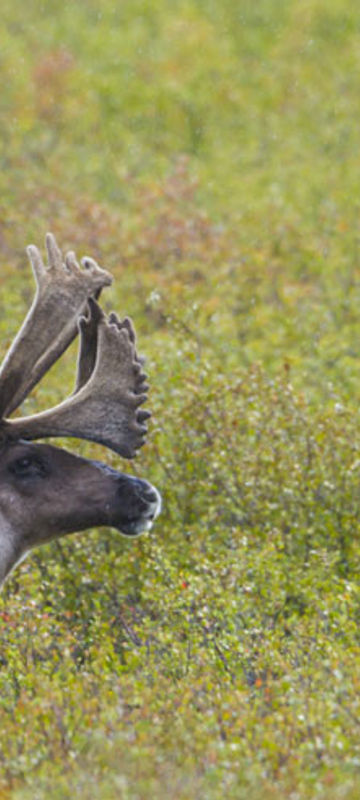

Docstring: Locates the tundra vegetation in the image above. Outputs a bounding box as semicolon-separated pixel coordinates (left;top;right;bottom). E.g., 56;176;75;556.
1;0;360;798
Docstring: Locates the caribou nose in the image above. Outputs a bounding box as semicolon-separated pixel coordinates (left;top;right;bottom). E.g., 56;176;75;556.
130;478;161;507
143;483;162;516
143;487;160;504
113;476;161;536
115;475;161;517
135;480;162;524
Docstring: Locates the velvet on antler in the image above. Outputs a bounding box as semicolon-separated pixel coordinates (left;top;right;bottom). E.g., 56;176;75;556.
0;234;152;458
0;233;112;418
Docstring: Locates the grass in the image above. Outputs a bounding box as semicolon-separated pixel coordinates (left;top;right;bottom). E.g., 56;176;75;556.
1;0;360;797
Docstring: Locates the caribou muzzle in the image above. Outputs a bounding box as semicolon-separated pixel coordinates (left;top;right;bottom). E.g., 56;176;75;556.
113;474;162;536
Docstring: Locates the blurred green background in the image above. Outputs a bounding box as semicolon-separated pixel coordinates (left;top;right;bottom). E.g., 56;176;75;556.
1;1;360;798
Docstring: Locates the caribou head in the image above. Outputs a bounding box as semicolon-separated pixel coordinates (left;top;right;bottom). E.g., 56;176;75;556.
0;233;161;585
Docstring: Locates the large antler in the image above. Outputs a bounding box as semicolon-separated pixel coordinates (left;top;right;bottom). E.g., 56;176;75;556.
0;233;112;418
5;300;151;457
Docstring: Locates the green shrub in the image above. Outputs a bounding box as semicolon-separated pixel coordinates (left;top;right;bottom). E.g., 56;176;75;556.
1;1;360;797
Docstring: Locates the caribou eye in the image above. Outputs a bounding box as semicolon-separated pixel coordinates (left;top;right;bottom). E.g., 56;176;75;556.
9;456;48;479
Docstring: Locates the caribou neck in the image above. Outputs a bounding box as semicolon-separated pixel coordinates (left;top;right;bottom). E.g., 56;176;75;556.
0;513;26;585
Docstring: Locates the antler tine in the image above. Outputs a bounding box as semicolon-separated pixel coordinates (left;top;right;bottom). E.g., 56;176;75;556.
6;303;152;458
0;233;112;418
74;298;149;393
108;310;148;368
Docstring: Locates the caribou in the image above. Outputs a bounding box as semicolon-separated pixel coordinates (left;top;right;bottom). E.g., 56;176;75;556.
0;233;161;585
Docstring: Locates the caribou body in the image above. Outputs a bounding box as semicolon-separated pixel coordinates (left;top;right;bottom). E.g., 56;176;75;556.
0;233;161;585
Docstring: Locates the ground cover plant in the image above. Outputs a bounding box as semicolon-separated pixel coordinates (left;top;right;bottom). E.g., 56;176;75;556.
1;0;360;797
